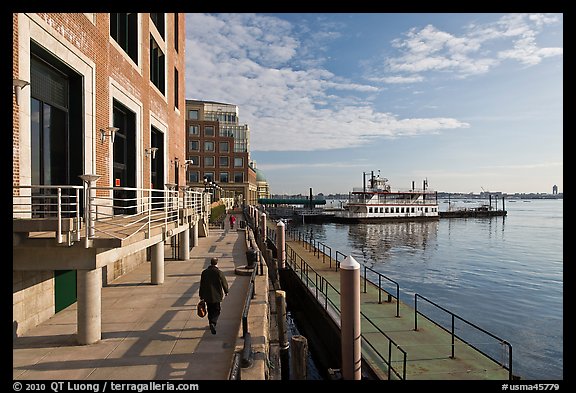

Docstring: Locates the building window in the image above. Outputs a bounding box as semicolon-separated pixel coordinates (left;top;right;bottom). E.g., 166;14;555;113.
188;125;199;136
219;141;229;153
188;171;199;183
234;157;243;167
189;140;199;151
204;141;215;152
150;13;165;39
219;156;229;167
174;13;179;52
174;67;179;109
188;155;199;166
204;156;215;167
110;13;138;64
204;125;215;137
150;35;165;94
189;110;199;120
234;172;244;183
219;172;229;183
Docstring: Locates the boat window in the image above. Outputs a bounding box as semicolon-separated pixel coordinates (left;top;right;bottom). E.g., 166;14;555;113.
385;208;389;213
411;207;415;213
425;207;428;213
380;207;383;213
401;207;404;213
369;207;373;213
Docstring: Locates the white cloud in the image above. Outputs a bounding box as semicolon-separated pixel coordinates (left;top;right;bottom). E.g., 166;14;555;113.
186;13;470;152
373;13;562;81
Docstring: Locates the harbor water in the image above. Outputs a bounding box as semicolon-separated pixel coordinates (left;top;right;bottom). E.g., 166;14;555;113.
290;198;563;380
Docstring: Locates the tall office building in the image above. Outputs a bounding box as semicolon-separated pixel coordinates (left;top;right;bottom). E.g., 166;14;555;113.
185;100;258;206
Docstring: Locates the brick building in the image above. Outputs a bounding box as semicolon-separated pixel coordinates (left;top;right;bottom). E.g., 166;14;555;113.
185;100;258;207
13;13;186;337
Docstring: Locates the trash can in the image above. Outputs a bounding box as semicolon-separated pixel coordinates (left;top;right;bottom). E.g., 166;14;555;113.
246;248;257;268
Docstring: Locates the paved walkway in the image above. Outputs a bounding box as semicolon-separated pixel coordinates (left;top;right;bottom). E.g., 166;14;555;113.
13;216;250;380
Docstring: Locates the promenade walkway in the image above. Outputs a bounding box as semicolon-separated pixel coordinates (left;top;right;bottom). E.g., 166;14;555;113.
285;237;513;380
13;216;250;380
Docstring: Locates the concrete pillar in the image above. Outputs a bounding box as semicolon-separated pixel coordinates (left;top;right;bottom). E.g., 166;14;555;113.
151;241;164;285
340;255;361;380
261;212;267;242
179;226;190;260
191;221;199;247
77;268;102;345
276;221;286;269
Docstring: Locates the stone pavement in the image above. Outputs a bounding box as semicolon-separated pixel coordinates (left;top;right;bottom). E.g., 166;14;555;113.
13;218;251;380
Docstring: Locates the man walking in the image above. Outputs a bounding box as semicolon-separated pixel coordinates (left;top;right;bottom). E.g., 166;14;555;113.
199;257;229;334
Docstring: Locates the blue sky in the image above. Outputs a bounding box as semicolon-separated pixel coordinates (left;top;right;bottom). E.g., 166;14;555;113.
185;13;563;195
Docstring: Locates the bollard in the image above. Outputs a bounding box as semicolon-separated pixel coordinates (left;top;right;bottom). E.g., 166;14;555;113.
340;255;361;380
291;335;308;380
276;221;286;269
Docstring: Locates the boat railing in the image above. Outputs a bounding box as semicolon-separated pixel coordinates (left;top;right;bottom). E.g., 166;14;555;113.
414;293;513;380
286;242;408;380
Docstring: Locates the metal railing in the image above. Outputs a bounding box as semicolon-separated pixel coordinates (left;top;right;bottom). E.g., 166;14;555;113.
285;226;513;379
13;184;207;247
414;293;513;380
13;185;83;244
285;243;407;380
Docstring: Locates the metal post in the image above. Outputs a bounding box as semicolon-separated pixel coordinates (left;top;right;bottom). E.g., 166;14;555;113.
340;255;361;380
79;174;101;248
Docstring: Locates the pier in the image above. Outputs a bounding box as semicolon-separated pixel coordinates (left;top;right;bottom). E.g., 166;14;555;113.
272;225;515;380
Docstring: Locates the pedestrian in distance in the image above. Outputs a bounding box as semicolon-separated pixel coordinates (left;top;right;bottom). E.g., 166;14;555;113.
199;257;229;334
229;214;236;229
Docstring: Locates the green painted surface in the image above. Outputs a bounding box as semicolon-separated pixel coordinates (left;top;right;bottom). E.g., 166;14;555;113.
54;270;77;313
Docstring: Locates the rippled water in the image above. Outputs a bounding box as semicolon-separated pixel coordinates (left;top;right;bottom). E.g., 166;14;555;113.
291;199;563;380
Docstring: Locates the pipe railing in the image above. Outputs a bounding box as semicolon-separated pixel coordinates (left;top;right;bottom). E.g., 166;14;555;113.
285;243;407;380
414;293;513;380
13;185;83;244
286;227;512;376
13;184;206;247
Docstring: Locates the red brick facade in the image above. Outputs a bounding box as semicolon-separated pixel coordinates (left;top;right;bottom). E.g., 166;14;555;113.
13;13;186;190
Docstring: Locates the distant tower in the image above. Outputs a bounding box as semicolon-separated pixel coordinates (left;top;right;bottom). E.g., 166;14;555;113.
552;185;558;195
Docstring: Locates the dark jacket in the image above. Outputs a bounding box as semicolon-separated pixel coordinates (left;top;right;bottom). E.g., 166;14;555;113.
199;265;229;303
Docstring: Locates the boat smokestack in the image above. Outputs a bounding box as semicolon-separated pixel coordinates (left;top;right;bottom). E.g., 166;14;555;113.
309;187;313;209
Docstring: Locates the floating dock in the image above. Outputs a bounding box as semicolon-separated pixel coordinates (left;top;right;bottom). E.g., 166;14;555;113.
282;233;515;380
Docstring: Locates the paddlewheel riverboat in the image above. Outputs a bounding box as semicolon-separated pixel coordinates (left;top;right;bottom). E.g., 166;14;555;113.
333;171;439;223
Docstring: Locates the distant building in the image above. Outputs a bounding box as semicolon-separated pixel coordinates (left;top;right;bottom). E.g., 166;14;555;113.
251;161;271;200
184;99;258;206
552;185;558;195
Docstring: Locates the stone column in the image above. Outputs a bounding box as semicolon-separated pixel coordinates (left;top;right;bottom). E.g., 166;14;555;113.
151;241;164;285
276;220;286;269
77;268;102;345
340;255;361;380
191;221;198;248
179;226;190;260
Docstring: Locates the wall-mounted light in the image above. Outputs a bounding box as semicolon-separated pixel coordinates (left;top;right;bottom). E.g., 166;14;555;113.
184;159;194;168
13;78;30;106
145;147;159;159
100;126;119;143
